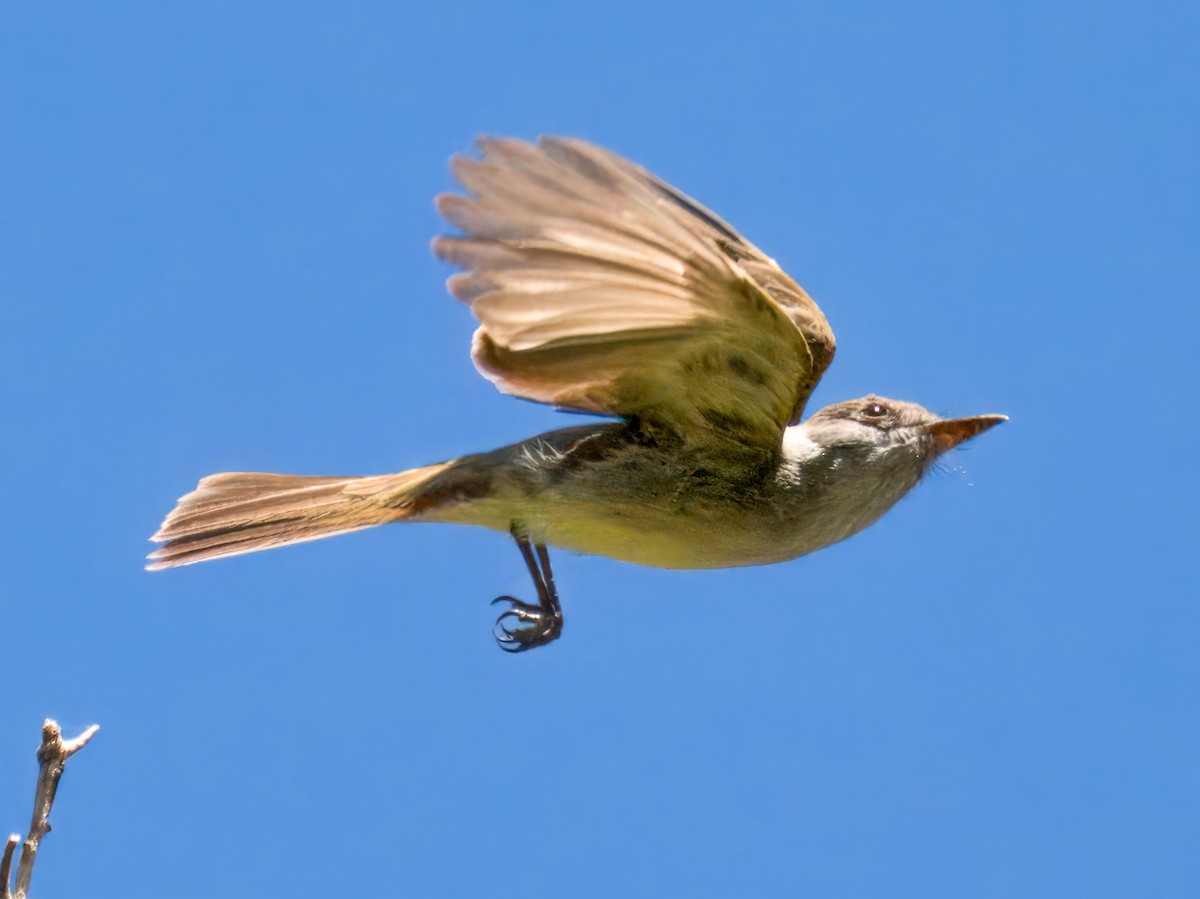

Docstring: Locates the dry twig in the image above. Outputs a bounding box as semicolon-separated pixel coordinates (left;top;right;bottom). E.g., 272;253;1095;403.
1;720;99;899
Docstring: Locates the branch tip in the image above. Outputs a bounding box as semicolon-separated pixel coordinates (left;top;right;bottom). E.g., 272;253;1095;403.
0;835;16;899
62;725;100;757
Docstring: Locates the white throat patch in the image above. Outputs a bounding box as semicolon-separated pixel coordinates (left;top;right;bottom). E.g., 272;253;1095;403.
781;424;824;464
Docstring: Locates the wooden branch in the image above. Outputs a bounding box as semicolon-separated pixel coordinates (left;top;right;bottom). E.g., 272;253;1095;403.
0;835;17;899
2;720;98;899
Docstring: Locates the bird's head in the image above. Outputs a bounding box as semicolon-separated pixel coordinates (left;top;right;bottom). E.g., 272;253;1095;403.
792;395;1007;473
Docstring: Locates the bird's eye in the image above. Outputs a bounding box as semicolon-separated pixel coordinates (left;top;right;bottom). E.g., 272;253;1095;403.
862;402;889;419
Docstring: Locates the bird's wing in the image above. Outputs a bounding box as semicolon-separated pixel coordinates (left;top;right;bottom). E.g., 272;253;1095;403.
433;136;836;451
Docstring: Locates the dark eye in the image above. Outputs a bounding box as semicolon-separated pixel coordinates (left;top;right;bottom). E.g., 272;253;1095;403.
862;402;889;419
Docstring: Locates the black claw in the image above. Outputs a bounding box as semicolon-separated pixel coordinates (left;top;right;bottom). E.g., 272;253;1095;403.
490;594;563;652
490;595;539;617
492;615;525;652
490;526;564;653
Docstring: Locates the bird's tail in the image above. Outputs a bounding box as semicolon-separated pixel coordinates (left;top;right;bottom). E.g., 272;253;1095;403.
147;464;451;570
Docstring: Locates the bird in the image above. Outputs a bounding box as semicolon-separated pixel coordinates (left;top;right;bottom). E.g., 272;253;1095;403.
148;136;1006;652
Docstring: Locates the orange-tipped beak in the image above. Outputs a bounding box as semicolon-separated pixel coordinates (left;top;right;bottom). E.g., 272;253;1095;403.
927;414;1007;454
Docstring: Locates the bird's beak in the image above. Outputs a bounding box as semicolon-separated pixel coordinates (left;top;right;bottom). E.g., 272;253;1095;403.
927;414;1007;454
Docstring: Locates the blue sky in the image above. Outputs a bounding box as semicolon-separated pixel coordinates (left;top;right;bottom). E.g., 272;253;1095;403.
2;1;1197;895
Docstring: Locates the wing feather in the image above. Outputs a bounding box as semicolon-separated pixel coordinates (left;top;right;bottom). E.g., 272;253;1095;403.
434;136;836;450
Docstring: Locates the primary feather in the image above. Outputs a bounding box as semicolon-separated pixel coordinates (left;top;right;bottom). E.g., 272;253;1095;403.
434;136;837;451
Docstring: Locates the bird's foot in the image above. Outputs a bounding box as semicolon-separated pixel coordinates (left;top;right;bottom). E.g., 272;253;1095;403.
490;594;563;652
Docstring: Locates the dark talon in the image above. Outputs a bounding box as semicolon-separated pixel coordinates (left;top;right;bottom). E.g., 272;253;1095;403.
490;593;563;652
490;595;539;616
489;526;564;652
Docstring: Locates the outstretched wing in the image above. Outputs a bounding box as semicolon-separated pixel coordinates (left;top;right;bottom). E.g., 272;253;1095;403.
433;136;836;451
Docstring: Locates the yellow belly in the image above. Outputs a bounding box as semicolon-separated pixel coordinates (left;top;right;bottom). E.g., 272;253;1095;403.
427;494;799;570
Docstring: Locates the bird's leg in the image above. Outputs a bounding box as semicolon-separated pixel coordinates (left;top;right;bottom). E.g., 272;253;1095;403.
490;524;564;652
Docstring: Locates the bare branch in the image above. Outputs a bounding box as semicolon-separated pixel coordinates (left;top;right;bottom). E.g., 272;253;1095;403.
4;720;99;899
1;835;17;899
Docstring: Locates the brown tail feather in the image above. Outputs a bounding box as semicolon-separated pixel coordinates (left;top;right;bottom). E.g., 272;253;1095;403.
147;465;449;570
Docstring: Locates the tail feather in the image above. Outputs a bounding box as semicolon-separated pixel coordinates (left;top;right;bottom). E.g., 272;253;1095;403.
147;466;448;570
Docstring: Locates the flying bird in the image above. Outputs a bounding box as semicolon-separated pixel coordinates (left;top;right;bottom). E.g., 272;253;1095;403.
149;137;1005;651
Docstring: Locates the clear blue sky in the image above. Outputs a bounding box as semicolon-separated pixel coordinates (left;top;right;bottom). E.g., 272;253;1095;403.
2;2;1197;896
